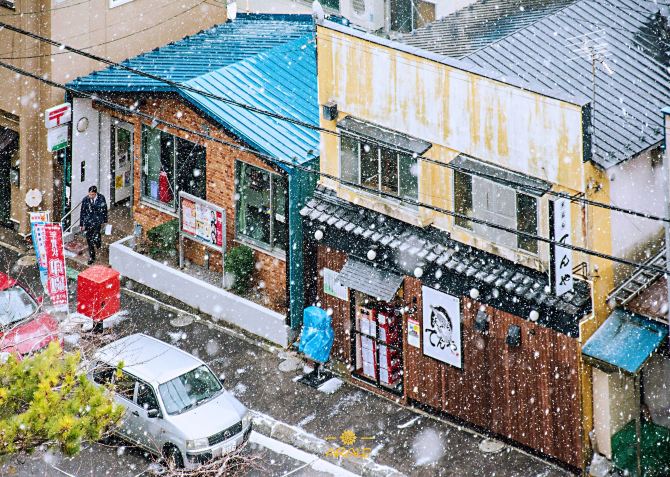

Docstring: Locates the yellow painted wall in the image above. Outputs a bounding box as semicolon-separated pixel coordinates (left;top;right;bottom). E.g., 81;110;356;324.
317;25;588;270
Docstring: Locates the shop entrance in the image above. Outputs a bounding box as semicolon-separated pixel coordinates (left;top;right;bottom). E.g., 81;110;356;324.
0;126;18;227
110;121;133;205
351;291;404;395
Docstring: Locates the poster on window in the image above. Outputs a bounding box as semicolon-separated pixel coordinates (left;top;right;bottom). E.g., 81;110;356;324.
421;286;461;368
179;191;225;250
43;223;68;311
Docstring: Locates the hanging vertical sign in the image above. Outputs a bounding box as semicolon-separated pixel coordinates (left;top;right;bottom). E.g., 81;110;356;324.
29;211;50;290
43;223;69;311
421;286;462;368
552;198;573;296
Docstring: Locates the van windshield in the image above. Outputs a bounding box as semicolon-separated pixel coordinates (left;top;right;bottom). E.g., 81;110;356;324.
158;365;223;415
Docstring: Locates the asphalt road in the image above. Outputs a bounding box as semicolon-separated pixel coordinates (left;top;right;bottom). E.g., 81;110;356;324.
0;245;357;477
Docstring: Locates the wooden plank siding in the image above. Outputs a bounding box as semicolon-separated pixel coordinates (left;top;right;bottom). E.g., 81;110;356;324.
405;277;582;467
314;247;582;468
315;245;350;363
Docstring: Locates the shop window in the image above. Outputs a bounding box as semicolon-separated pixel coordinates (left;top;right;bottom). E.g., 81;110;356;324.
453;171;538;254
339;134;418;202
351;292;403;394
235;161;287;252
141;125;206;210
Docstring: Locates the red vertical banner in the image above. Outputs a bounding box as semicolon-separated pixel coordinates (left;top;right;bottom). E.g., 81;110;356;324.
216;211;223;247
43;223;69;311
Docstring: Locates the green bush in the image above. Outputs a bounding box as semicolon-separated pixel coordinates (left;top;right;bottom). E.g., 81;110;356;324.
146;219;178;256
225;245;254;293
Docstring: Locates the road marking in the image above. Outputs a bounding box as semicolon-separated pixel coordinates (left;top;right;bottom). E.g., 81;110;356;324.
249;431;359;477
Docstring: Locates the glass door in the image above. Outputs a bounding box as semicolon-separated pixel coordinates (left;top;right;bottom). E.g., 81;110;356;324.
111;122;133;204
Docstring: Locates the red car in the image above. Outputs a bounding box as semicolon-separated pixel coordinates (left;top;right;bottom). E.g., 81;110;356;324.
0;272;60;359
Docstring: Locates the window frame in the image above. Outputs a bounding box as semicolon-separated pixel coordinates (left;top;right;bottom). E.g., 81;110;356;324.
234;160;288;255
140;125;206;212
452;170;539;255
136;379;161;414
113;370;138;403
338;134;418;203
109;0;134;8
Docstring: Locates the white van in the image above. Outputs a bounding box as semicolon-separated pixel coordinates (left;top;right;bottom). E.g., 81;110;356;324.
90;333;251;468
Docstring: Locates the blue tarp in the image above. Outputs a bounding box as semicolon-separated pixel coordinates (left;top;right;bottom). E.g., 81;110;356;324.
582;308;668;374
298;306;334;364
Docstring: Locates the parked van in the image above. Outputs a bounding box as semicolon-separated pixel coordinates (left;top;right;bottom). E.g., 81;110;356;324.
90;333;251;468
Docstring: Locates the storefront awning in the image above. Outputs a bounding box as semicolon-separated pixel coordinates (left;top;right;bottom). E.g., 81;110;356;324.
337;116;432;155
336;258;404;302
582;308;668;374
450;154;551;196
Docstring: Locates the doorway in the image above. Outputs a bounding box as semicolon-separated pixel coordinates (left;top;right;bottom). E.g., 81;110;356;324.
0;126;18;227
110;121;133;205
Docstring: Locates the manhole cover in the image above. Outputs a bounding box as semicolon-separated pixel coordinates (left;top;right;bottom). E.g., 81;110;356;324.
170;315;194;327
479;439;505;454
17;255;36;267
278;357;302;373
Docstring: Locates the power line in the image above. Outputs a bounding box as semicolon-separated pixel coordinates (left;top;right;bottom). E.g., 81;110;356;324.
2;20;668;224
0;57;666;277
0;0;220;59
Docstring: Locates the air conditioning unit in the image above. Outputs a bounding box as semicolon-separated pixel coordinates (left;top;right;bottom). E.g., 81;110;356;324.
340;0;385;31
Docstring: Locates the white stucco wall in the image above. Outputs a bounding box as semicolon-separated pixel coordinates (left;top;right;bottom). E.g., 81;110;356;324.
71;98;101;229
608;148;665;282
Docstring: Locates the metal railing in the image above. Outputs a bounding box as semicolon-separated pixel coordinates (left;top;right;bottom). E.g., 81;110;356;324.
60;201;82;235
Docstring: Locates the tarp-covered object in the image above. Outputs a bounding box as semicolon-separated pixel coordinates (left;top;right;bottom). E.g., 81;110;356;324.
298;306;334;364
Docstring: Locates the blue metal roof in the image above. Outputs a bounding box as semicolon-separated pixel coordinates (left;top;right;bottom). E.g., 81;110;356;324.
69;14;318;166
582;308;668;374
69;14;314;92
182;35;319;167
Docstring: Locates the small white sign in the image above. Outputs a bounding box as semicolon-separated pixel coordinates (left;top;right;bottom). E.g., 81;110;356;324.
323;268;348;300
422;286;462;368
553;198;573;296
407;318;420;348
44;103;71;129
47;125;69;152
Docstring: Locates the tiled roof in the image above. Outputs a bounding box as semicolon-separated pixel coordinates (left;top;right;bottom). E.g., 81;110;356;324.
399;0;670;169
70;14;319;165
70;14;314;92
301;186;591;334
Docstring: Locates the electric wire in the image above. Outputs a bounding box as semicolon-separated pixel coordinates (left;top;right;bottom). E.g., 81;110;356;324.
1;20;668;223
1;57;667;276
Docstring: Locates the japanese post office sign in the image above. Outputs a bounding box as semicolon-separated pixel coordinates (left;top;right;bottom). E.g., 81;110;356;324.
44;103;72;129
43;223;69;311
553;198;573;297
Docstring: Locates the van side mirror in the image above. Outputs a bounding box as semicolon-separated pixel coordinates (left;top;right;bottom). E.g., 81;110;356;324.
147;409;160;419
219;373;225;385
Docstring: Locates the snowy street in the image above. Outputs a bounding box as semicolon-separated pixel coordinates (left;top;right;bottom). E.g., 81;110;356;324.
0;239;569;477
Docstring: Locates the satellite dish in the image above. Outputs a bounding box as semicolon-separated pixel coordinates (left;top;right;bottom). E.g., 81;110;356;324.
312;1;325;22
25;189;42;208
227;0;237;21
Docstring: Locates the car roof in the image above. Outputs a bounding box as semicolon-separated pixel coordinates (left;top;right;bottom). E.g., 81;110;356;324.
94;333;205;384
0;272;17;292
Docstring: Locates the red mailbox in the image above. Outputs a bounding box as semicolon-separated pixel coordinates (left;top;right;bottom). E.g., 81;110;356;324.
77;265;120;321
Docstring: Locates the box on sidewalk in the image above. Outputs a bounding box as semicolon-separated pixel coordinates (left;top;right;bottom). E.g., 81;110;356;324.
77;265;120;321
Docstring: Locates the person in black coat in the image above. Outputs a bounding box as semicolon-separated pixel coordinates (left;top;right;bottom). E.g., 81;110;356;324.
80;185;108;265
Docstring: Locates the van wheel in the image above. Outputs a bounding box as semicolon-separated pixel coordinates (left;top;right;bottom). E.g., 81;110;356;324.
163;444;184;469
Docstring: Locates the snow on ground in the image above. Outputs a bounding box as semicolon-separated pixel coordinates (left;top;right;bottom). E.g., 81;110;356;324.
317;377;343;394
412;428;446;466
249;431;359;477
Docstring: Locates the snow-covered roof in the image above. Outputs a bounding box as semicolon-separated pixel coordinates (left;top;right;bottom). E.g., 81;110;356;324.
399;0;670;169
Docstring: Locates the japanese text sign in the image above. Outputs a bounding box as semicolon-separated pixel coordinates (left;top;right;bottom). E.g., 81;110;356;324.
553;198;573;296
43;223;69;310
